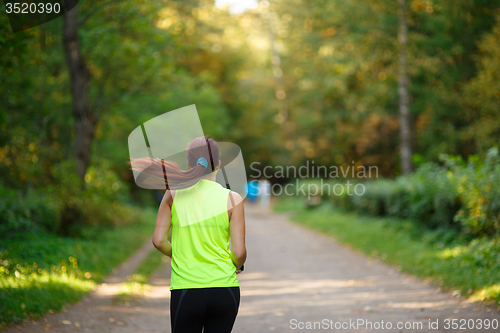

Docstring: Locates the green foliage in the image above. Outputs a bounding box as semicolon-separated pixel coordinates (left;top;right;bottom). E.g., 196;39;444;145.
257;0;500;172
330;148;500;237
0;184;58;236
351;179;398;217
50;160;145;237
0;0;237;211
0;159;144;239
1;0;500;327
3;1;500;201
447;148;500;236
463;14;500;154
275;197;500;308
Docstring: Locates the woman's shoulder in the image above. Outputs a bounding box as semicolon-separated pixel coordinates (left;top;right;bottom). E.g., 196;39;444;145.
227;191;243;209
229;190;242;200
164;189;175;204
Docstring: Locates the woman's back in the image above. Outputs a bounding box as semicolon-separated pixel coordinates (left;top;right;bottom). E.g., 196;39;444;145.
170;179;240;290
148;136;246;333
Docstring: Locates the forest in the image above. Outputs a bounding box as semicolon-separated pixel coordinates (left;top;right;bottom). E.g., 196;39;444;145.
1;0;500;327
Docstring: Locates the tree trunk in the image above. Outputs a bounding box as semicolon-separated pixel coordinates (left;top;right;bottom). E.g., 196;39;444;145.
398;0;412;174
63;6;94;181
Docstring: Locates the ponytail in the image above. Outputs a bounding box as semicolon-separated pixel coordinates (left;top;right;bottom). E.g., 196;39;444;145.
130;136;220;190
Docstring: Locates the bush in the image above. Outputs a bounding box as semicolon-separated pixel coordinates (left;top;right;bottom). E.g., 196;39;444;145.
404;163;460;229
0;184;58;237
448;148;500;237
48;159;142;237
329;148;500;237
351;180;394;216
0;158;145;239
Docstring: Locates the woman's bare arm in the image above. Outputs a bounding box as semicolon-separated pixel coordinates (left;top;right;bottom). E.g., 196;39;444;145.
229;192;246;270
152;190;173;257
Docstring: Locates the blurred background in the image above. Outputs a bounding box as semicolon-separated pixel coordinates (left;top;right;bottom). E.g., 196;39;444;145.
1;0;500;328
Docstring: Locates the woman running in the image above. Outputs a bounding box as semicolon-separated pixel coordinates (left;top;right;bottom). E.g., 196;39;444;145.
150;136;246;333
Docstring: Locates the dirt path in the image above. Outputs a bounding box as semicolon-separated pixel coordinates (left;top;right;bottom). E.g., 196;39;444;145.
6;205;500;332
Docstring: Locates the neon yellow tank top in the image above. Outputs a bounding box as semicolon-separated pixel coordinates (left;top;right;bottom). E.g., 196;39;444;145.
170;179;240;290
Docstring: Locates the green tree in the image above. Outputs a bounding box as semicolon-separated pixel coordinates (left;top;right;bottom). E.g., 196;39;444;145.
463;14;500;154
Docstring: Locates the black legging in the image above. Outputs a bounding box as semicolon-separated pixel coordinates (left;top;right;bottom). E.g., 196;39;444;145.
170;287;240;333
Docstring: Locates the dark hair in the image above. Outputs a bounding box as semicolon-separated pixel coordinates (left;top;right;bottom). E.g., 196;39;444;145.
131;136;220;189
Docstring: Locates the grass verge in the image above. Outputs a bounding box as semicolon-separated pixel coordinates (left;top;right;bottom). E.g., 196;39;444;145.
0;207;157;329
113;249;166;306
274;196;500;309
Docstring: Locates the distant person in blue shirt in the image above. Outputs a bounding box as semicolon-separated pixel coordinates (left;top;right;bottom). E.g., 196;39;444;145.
244;180;259;204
